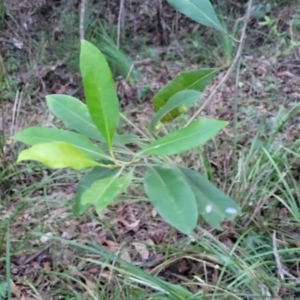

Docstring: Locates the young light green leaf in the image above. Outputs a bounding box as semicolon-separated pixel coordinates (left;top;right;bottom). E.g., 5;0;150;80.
144;166;198;234
150;90;202;131
140;119;227;156
178;167;240;229
46;94;104;142
17;142;101;170
167;0;224;32
81;170;133;212
12;127;110;160
73;166;121;214
80;40;119;149
152;68;218;119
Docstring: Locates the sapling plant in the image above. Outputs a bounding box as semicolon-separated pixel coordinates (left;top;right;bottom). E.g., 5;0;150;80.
12;0;240;234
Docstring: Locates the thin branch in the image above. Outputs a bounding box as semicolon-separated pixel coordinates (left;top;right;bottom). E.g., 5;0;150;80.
272;231;300;285
272;231;285;282
80;0;87;40
120;113;150;140
117;0;125;49
186;0;253;126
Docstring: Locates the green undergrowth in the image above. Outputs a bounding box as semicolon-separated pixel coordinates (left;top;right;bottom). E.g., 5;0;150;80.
2;104;300;298
1;0;300;299
0;2;139;108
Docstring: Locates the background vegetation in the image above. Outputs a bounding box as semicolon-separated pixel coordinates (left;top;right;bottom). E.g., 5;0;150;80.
1;0;300;299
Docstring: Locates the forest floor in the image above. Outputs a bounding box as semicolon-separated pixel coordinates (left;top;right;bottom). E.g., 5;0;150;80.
1;0;300;299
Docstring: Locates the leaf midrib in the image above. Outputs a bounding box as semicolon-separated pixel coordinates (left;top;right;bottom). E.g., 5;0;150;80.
52;99;99;132
170;0;221;29
18;134;106;159
145;122;223;152
151;167;190;231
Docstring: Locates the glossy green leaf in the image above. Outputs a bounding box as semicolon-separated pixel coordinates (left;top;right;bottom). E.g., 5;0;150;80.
167;0;224;32
73;166;121;214
150;90;202;131
81;171;133;212
144;166;198;234
140;119;227;156
46;94;104;142
178;167;240;229
152;68;217;121
12;127;109;160
80;40;119;149
46;94;137;146
17;142;101;170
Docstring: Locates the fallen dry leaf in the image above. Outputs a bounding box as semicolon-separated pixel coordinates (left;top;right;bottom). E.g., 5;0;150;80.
132;242;149;261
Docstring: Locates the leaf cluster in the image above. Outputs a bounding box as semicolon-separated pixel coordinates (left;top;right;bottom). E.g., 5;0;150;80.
12;0;240;234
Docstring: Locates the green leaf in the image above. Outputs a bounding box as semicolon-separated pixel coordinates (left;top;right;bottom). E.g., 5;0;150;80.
46;94;104;142
144;166;198;234
167;0;224;32
12;127;110;161
73;166;121;214
17;142;101;170
0;281;7;298
150;90;202;131
80;40;119;149
81;170;132;212
140;119;227;156
152;68;218;120
46;94;137;147
178;167;240;229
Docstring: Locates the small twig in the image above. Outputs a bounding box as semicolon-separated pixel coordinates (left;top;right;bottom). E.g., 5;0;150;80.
23;244;52;265
281;269;300;284
186;0;253;126
120;113;150;140
272;231;300;285
117;0;125;49
0;52;7;138
11;89;22;136
133;58;155;66
125;58;155;81
79;0;86;40
156;0;168;46
272;231;285;282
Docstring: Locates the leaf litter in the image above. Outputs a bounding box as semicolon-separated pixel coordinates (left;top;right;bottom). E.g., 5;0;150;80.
0;0;300;298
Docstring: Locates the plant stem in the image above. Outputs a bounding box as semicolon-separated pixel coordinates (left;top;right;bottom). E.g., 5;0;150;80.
120;113;151;140
185;0;253;126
